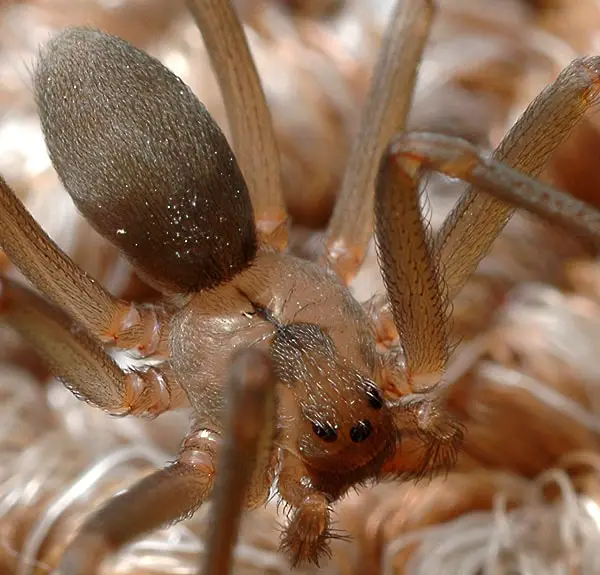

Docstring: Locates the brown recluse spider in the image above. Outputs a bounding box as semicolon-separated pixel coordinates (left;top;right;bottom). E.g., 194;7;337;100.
1;0;600;572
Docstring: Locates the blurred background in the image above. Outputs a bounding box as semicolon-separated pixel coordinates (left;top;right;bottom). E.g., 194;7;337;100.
2;0;600;573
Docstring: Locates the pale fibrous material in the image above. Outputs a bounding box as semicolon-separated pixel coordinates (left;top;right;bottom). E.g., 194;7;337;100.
388;470;600;574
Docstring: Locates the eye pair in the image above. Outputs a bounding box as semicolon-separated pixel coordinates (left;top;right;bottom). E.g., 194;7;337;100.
311;385;384;443
312;420;373;443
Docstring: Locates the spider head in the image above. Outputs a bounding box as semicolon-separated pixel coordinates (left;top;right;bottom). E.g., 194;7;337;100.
298;380;398;492
271;322;399;496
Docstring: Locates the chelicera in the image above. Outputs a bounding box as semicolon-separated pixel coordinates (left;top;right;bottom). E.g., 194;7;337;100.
1;0;600;573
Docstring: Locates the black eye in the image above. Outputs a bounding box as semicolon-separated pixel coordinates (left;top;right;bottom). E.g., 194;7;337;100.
366;386;383;410
350;420;373;443
312;422;338;443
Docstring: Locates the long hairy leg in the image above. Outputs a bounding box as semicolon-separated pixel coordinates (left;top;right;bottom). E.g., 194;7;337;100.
57;430;219;574
186;0;288;249
0;177;163;356
322;0;434;283
0;276;174;416
435;56;600;300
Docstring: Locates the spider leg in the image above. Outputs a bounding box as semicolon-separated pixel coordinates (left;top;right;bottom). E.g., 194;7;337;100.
436;56;600;300
58;348;278;575
186;0;288;250
373;124;600;478
57;429;219;575
321;0;434;283
201;348;278;574
0;177;164;357
375;140;450;392
375;127;600;387
374;136;467;479
387;132;600;246
0;277;174;416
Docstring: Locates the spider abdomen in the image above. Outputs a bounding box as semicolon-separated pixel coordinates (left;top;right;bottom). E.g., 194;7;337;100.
35;27;256;294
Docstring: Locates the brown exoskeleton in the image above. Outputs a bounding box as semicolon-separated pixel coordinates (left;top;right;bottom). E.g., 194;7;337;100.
2;0;600;572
